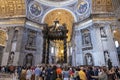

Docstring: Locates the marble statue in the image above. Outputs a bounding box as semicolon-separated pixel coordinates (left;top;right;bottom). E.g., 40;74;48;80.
100;27;107;37
86;55;93;65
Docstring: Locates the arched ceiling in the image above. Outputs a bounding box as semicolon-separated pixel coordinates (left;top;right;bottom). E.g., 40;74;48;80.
0;0;25;18
44;9;74;42
0;0;118;19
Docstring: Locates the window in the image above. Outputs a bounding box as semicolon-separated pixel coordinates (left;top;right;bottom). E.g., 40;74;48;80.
115;40;119;48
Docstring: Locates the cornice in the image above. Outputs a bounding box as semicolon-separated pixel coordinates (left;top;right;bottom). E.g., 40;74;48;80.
0;18;26;27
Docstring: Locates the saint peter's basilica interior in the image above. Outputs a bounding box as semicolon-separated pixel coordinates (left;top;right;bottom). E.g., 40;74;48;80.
0;0;120;67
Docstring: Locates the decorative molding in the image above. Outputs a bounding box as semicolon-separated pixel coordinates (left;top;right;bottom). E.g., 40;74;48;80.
0;18;25;27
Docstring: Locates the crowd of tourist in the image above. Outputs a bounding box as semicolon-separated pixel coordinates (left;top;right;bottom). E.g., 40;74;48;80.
0;64;120;80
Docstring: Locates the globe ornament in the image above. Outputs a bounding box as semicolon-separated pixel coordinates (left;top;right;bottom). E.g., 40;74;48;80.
29;2;42;17
77;0;89;15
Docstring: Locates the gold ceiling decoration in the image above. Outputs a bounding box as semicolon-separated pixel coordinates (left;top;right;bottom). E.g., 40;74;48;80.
92;0;113;13
0;0;25;18
0;30;7;46
44;9;74;42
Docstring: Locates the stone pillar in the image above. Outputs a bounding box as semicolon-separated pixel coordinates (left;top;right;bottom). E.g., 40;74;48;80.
1;27;14;66
106;24;119;66
91;23;106;66
13;27;24;66
35;31;43;65
64;36;67;63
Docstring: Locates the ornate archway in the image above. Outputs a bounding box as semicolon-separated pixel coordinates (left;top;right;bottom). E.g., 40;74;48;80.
44;9;74;42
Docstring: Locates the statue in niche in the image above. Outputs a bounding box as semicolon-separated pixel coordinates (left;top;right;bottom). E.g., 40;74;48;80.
104;51;110;64
13;30;18;41
85;54;93;65
100;27;107;37
84;33;90;44
28;36;34;46
8;51;15;65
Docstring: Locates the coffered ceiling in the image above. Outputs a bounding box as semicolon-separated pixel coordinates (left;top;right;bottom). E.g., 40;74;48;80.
0;0;25;19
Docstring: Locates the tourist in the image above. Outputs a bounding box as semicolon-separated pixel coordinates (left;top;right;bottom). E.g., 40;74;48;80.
107;67;117;80
91;67;108;80
50;65;57;80
34;65;42;80
26;67;32;80
78;67;87;80
20;67;26;80
62;66;70;80
56;65;62;79
87;67;94;80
